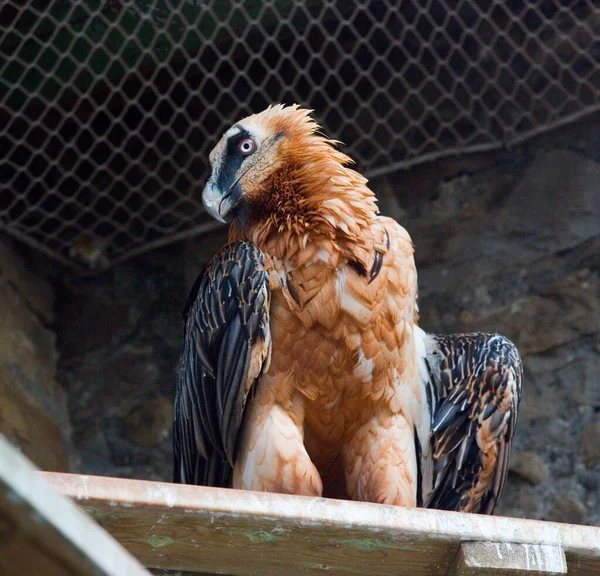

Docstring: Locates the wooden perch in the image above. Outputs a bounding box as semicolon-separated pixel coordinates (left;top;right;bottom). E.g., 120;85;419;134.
449;541;566;575
40;472;600;576
0;436;150;576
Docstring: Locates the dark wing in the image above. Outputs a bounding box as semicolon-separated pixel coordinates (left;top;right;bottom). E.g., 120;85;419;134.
423;333;523;514
173;241;271;487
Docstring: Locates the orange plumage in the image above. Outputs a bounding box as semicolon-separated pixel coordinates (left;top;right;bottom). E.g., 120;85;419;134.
174;105;522;514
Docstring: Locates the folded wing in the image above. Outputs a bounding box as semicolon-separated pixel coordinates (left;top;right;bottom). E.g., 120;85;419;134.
173;241;272;486
424;333;523;514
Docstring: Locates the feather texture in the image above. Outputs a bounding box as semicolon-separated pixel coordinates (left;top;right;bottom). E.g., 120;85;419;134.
422;333;523;514
174;105;522;516
173;241;271;486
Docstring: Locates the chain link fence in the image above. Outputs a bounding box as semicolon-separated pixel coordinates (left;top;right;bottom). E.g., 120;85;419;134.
2;0;600;270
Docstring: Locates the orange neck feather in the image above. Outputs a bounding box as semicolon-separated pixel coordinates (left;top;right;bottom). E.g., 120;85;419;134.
229;130;379;267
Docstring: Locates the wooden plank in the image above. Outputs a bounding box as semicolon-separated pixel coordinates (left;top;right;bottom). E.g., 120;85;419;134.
41;473;600;576
448;542;567;575
0;436;151;576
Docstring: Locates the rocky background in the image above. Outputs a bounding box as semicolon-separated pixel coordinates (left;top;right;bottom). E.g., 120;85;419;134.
0;239;70;472
2;117;599;528
376;135;600;527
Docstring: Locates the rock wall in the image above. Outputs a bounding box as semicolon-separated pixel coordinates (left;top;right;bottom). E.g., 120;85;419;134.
52;123;600;525
378;144;600;526
0;237;70;471
55;248;189;479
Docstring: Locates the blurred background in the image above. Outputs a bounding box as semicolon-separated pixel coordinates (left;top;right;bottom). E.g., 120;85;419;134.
1;0;599;526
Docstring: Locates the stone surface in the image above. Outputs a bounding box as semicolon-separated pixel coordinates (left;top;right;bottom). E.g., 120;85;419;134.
0;236;70;470
509;452;550;486
495;477;540;520
459;270;600;356
124;398;173;449
580;423;600;469
55;246;184;478
0;368;68;471
55;289;134;361
548;496;589;525
500;150;600;254
0;238;54;325
409;146;600;526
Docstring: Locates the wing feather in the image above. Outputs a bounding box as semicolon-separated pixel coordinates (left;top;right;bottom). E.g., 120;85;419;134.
173;241;271;487
423;332;523;514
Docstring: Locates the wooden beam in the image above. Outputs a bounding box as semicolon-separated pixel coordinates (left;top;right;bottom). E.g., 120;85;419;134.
447;542;567;575
41;472;600;576
0;436;151;576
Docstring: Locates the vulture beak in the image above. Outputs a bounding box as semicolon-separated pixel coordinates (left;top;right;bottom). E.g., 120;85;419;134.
201;180;230;224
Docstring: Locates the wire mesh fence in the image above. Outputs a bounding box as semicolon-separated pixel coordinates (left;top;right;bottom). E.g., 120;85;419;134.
2;0;600;269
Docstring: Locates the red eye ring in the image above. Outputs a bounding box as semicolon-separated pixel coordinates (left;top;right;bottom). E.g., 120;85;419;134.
239;138;256;155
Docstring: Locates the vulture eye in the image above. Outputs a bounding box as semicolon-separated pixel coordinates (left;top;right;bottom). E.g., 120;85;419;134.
239;138;256;155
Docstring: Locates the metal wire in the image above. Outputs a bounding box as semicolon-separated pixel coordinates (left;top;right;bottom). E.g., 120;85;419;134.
2;0;600;269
